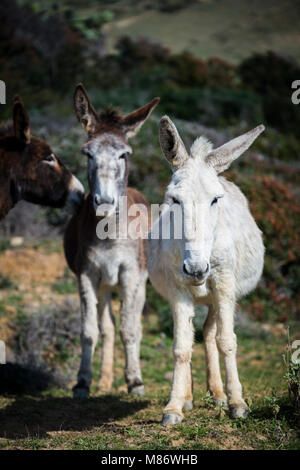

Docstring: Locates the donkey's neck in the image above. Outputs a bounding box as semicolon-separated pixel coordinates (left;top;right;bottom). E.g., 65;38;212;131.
85;186;150;246
0;147;23;220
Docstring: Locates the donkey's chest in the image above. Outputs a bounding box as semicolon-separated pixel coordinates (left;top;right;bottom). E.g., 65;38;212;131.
86;243;137;287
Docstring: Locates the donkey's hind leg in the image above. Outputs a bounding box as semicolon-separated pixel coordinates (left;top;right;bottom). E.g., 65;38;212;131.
73;272;99;399
98;291;115;393
183;362;193;411
120;271;146;396
213;275;248;418
203;305;227;407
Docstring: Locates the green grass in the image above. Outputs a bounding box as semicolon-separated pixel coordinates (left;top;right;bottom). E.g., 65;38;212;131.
0;312;299;450
52;267;77;295
0;274;15;290
102;0;300;63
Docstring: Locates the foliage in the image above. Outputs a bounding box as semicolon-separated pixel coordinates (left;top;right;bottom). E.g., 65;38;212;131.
0;239;10;254
239;51;300;135
157;0;195;13
52;268;77;295
0;274;15;290
228;166;300;323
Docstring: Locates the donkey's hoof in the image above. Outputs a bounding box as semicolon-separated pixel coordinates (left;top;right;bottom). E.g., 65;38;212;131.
161;413;183;426
183;400;193;411
73;387;89;399
229;405;248;419
130;385;145;396
213;397;228;408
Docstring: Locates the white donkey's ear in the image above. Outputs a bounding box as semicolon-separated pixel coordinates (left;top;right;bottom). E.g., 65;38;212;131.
205;125;265;174
159;116;189;169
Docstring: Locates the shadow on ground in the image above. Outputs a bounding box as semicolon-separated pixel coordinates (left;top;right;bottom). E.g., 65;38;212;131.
0;363;64;395
0;363;149;439
0;394;149;439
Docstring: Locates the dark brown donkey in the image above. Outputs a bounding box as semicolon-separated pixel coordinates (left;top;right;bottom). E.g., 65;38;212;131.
0;95;84;221
64;84;159;398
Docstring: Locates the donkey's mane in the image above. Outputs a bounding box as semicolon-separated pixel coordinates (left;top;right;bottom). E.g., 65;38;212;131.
97;107;123;127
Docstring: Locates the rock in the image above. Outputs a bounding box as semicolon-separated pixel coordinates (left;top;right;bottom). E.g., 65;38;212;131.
10;237;24;247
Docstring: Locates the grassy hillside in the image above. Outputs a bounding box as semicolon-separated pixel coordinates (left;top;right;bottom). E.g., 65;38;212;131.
102;0;300;63
16;0;300;63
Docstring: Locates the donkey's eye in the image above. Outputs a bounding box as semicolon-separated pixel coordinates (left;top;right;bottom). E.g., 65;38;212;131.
171;197;180;205
44;154;55;163
211;197;218;206
119;152;129;159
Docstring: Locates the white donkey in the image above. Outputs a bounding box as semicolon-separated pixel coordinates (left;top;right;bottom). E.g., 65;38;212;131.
147;116;265;425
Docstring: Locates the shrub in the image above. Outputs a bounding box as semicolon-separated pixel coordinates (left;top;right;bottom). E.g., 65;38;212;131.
229;169;300;322
239;52;300;135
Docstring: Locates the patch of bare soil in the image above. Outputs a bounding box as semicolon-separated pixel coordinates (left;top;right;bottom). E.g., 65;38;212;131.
0;247;66;287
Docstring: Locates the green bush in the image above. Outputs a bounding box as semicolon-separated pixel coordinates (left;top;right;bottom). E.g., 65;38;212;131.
239;51;300;135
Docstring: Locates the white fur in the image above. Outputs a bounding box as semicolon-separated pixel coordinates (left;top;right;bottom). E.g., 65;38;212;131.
148;118;265;424
190;136;213;159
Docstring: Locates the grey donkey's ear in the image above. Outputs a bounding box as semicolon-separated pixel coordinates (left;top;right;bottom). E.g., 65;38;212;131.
121;97;160;138
74;83;98;133
205;125;265;174
159;116;189;169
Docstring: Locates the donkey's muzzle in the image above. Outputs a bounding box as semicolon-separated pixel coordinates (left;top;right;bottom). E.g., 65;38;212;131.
183;260;210;283
65;175;85;213
94;194;115;206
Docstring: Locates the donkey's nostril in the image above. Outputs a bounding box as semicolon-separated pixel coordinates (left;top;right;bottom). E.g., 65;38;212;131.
94;194;101;206
183;261;209;278
183;262;189;275
195;264;209;278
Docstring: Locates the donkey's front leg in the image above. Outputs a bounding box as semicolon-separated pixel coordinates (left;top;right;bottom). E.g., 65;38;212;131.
73;273;99;399
98;292;115;392
213;274;248;418
120;271;146;395
162;293;195;426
